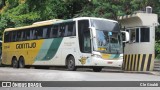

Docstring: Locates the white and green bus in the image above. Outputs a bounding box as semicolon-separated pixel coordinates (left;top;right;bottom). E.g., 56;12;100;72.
2;17;129;72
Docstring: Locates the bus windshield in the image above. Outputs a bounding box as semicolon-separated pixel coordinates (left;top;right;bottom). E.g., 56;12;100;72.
91;19;122;54
94;30;122;54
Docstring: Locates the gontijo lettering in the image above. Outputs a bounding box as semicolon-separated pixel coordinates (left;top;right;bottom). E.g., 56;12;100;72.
16;42;36;49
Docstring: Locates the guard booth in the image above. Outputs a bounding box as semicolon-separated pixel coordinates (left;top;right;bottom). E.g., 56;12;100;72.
118;7;159;71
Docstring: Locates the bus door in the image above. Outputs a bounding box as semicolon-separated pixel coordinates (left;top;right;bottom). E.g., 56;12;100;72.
78;20;92;65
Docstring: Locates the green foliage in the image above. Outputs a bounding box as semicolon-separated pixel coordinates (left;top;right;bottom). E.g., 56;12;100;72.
0;0;160;55
0;0;159;31
6;0;19;9
156;41;160;53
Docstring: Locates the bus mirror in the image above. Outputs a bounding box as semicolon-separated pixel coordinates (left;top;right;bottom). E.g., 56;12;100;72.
121;31;129;43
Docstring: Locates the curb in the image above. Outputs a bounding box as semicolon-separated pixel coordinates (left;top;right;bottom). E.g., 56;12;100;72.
123;71;160;76
103;68;160;76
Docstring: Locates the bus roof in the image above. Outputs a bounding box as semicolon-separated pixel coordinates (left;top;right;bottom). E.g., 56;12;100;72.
4;19;62;32
4;17;118;32
32;19;62;25
73;17;118;23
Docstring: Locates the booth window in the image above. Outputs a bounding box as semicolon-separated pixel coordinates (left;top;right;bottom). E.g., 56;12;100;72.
130;29;136;43
127;27;150;43
136;28;139;42
140;28;150;42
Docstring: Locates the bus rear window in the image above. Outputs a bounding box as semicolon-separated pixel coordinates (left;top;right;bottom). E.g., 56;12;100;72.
4;32;10;43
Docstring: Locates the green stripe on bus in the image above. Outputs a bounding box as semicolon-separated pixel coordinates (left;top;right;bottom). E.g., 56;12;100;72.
110;54;120;59
35;39;53;61
114;54;120;58
35;38;63;61
42;38;63;60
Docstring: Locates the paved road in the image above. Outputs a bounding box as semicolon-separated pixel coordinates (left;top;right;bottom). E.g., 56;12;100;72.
0;67;159;81
0;67;160;90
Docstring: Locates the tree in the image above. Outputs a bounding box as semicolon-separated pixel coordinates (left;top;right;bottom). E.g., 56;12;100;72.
0;0;160;54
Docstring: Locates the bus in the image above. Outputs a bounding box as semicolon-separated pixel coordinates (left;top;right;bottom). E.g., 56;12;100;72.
2;17;129;72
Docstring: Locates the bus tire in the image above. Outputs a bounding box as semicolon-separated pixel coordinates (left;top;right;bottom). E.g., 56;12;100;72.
18;57;25;68
12;57;18;68
67;56;77;71
93;67;102;72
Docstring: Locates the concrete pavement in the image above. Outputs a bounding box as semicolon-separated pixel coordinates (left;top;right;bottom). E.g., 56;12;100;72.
0;67;159;81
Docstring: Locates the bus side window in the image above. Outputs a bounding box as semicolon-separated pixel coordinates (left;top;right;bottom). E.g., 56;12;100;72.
26;30;30;40
36;27;43;39
42;27;48;38
64;25;68;36
64;22;76;36
30;29;37;40
43;27;50;39
72;23;76;36
30;29;33;39
58;25;61;37
45;26;51;39
50;25;58;38
59;24;65;37
12;31;17;42
17;31;22;41
20;31;25;41
21;30;27;41
50;27;53;38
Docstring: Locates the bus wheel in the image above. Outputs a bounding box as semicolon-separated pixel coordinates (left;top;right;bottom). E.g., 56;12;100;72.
93;67;102;72
12;58;18;68
67;56;77;71
18;57;25;68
